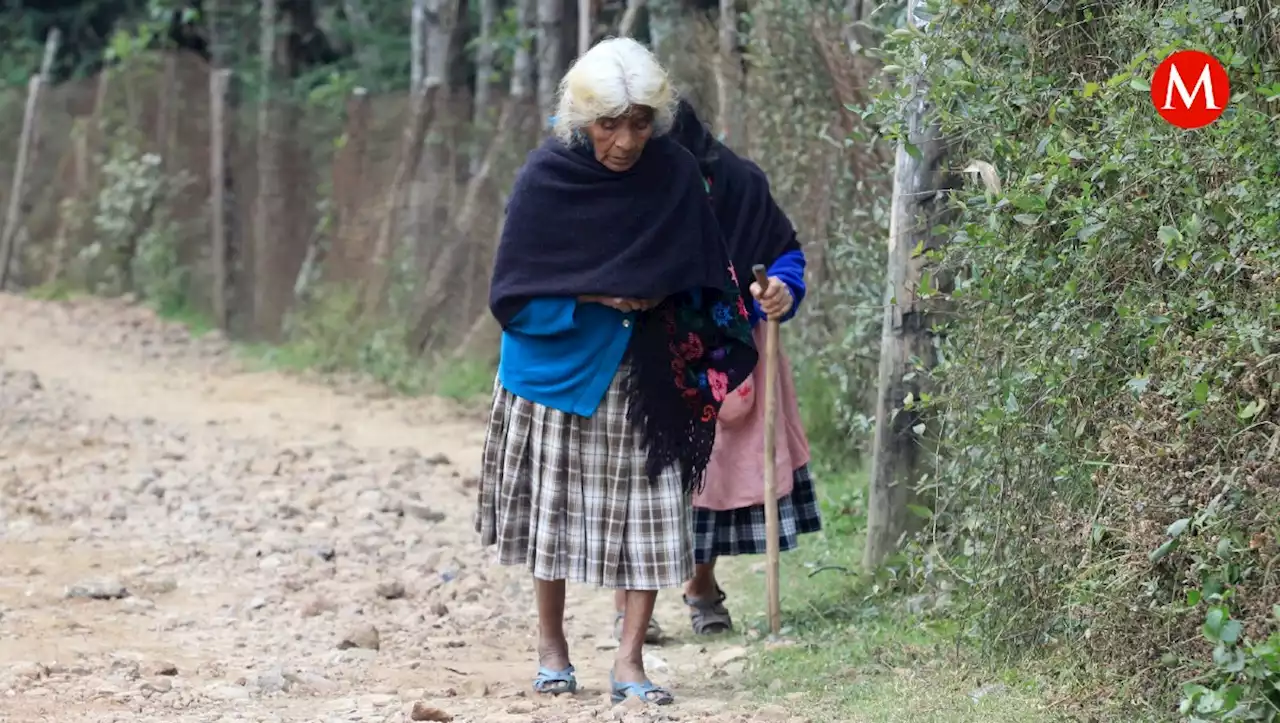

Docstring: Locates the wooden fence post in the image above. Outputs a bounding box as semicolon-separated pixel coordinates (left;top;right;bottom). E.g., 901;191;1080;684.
863;0;951;570
0;29;60;291
0;77;46;291
24;29;61;186
209;68;231;330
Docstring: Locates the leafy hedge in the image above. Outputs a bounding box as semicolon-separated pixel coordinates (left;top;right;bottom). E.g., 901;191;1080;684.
874;0;1280;717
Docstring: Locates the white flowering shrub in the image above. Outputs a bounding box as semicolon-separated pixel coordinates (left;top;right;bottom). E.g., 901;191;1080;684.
71;141;192;311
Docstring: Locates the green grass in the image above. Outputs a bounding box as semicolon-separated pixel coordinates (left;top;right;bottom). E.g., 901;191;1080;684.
711;464;1072;722
157;302;216;336
431;356;496;403
136;298;496;406
26;280;83;302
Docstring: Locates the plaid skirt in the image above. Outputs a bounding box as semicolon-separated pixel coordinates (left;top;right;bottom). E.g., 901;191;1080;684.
692;465;823;565
475;371;693;590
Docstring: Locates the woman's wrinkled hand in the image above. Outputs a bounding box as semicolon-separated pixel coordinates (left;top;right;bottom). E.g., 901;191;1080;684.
749;276;793;320
579;296;662;313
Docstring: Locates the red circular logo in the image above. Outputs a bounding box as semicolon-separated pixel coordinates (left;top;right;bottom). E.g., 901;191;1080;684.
1151;50;1229;129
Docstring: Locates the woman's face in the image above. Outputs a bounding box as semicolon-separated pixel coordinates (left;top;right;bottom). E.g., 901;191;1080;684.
586;105;655;172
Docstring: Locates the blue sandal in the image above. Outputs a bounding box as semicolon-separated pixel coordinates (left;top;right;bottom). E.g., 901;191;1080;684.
533;665;578;696
609;670;674;705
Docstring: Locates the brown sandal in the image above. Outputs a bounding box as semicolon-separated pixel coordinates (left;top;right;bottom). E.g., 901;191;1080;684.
684;586;733;635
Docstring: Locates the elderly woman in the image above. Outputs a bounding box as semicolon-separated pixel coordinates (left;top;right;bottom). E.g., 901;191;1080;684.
476;40;757;706
612;99;820;641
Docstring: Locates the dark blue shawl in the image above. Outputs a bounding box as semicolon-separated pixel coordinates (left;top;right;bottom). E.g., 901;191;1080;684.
488;134;758;491
490;135;728;325
669;99;801;300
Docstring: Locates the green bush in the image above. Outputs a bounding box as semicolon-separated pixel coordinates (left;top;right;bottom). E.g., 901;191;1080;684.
872;0;1280;716
66;141;191;309
270;284;495;402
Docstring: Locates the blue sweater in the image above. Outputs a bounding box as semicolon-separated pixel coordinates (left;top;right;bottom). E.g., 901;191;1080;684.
499;248;807;417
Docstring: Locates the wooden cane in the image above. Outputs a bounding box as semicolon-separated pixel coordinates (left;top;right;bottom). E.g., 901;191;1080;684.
751;264;783;637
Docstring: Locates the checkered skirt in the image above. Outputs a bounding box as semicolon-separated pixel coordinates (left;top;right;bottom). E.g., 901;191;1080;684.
475;371;693;590
692;465;822;565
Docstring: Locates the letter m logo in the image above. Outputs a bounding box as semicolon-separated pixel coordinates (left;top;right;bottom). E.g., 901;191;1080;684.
1151;50;1230;129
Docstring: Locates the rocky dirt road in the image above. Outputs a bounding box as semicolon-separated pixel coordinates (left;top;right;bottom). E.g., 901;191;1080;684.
0;295;808;723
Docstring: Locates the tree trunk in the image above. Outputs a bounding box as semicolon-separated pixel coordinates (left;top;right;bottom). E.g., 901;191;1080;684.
209;68;232;329
577;0;593;55
252;0;286;338
714;0;739;141
425;0;451;88
411;0;426;88
413;0;459;284
408;0;428;276
471;0;497;173
536;0;564;118
618;0;644;36
863;0;951;570
511;0;536;102
207;0;240;331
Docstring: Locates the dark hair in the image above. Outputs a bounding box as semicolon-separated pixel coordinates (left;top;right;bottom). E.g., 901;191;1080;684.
670;98;719;176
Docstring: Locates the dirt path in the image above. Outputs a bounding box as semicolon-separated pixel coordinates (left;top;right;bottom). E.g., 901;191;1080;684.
0;295;808;723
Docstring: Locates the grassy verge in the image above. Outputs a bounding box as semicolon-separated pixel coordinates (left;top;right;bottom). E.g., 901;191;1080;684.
232;340;494;405
712;463;1072;722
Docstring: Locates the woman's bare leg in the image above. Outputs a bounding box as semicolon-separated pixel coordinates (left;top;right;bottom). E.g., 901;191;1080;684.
534;578;571;670
614;589;626;615
683;560;733;635
683;561;718;599
614;589;658;683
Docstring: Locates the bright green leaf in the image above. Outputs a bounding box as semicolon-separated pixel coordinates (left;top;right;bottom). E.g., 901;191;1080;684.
1077;223;1105;242
1158;225;1183;245
1204;606;1227;638
1194;381;1209;404
907;504;933;519
1150;538;1178;563
1219;619;1242;645
1105;71;1132;88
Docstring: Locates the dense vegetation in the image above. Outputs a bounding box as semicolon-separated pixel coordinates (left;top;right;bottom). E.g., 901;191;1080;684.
872;0;1280;717
3;0;1279;719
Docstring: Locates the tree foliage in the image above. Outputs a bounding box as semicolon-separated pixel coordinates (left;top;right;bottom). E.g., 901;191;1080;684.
873;0;1280;715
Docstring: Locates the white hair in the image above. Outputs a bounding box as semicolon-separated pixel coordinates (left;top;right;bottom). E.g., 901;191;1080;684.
552;37;676;145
